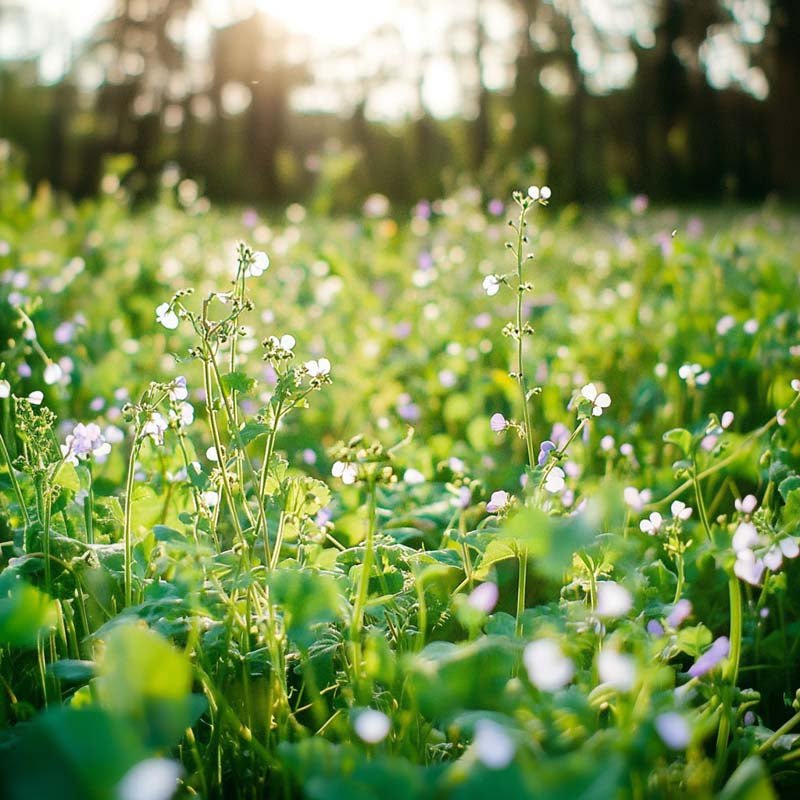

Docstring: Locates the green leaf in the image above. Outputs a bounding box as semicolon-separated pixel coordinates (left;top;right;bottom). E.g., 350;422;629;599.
719;756;777;800
47;659;96;683
406;637;516;719
473;539;516;580
663;428;692;456
268;569;345;650
778;476;800;502
0;707;149;800
236;421;271;448
222;371;256;394
94;623;193;749
153;525;184;543
501;506;594;581
53;462;80;492
0;580;58;647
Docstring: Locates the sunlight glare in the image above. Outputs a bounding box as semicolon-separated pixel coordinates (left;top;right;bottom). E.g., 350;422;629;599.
256;0;395;48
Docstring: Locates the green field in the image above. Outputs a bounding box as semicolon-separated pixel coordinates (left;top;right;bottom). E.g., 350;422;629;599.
1;149;800;799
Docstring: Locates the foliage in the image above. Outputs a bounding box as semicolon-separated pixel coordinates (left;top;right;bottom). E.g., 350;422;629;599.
1;150;800;799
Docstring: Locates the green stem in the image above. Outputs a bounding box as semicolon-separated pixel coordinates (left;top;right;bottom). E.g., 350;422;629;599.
514;204;536;470
652;395;800;511
727;575;743;687
0;431;29;525
122;437;139;607
255;400;284;568
202;353;246;549
350;480;378;684
34;476;52;595
757;709;800;754
692;464;713;542
515;546;528;637
673;551;685;605
715;575;743;777
84;462;94;545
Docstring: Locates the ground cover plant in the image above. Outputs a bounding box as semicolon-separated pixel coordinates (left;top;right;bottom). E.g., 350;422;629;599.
1;145;800;799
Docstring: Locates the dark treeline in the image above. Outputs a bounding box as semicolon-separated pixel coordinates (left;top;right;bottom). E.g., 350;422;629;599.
0;0;798;209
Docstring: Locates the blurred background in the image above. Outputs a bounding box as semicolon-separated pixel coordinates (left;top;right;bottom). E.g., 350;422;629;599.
0;0;797;209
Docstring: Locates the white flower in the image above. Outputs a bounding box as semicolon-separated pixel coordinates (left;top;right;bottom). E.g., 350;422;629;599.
403;468;425;485
268;334;295;354
580;383;611;416
524;639;574;691
600;435;615;452
544;466;565;494
332;460;358;485
473;719;516;769
735;495;758;514
732;522;759;553
155;302;179;330
678;363;710;386
486;489;510;513
200;490;219;508
655;712;691;749
623;486;651;513
596;581;633;618
105;425;125;443
734;549;765;586
482;275;501;296
639;512;663;535
670;501;693;521
353;709;391;744
206;446;219;462
246;250;270;278
169;402;194;428
117;757;182;800
792;379;800;393
597;649;637;691
27;390;44;405
0;379;10;398
528;185;551;201
467;582;499;614
764;547;783;571
43;363;62;385
305;358;331;377
721;411;734;429
142;412;168;445
780;537;800;559
169;376;188;402
490;413;507;433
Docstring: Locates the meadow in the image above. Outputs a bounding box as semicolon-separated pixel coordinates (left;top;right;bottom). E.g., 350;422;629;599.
1;145;800;799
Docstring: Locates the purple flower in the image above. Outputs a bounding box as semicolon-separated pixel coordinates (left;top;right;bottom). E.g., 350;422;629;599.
647;620;665;637
467;582;499;614
397;400;421;422
302;449;317;465
537;440;556;467
487;198;505;216
393;321;412;339
486;490;510;513
315;508;332;527
666;599;692;628
417;251;433;270
688;636;730;678
413;200;432;220
655;712;691;749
